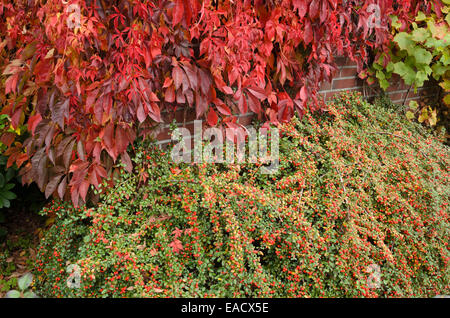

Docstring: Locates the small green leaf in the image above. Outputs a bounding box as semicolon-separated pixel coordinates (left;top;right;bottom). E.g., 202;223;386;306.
18;273;33;291
411;28;429;42
83;234;91;243
2;199;10;209
413;48;433;65
406;111;415;120
393;62;416;85
5;168;14;182
415;11;427;22
5;290;21;298
409;101;418;110
23;291;37;298
2;191;17;201
443;94;450;105
390;15;402;29
394;33;414;51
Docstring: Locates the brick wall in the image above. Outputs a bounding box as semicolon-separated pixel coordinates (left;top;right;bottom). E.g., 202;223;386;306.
154;57;439;146
318;56;438;105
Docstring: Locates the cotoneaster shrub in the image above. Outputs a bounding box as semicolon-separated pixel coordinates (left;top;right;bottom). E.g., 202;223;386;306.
35;92;449;298
0;0;434;205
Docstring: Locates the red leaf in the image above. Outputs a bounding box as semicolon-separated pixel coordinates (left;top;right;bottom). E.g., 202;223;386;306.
169;238;183;253
57;176;67;200
63;139;76;169
207;108;218;126
148;102;162;122
103;122;115;152
309;0;319;20
0;132;15;148
45;174;63;199
195;91;207;118
222;86;233;95
165;86;175;103
172;0;184;26
293;0;308;18
214;98;232;116
300;86;307;101
304;20;313;44
247;86;267;100
247;94;262;114
163;77;173;88
79;180;90;203
121;151;133;173
115;125;129;154
172;66;184;90
237;94;248;114
28;114;42;135
137;102;146;123
172;227;183;239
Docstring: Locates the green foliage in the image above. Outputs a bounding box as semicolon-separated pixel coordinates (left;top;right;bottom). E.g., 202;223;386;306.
371;4;450;120
35;92;449;298
373;6;450;93
4;273;37;298
0;156;17;209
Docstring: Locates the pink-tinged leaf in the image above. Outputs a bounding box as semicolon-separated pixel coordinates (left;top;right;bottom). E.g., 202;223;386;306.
45;174;63;199
300;86;307;101
148;92;159;102
304;20;313;45
320;1;328;23
57;176;67;199
222;86;233;95
165;86;175;103
195;91;207;118
50;98;70;128
79;180;90;203
309;0;319;19
70;187;79;207
137;102;146;123
293;0;308;18
115;125;129;154
103;122;115;151
294;99;306;118
172;66;184;90
169;238;183;253
148;102;162;122
63;139;76;170
121;151;133;173
86;89;98;111
237;94;248;114
172;227;183;238
247;86;267;100
77;140;85;161
214;98;232;116
163;77;173;88
198;68;212;95
172;0;184;26
247;94;262;114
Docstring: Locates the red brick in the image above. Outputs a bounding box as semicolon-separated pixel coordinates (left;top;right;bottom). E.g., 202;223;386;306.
340;67;358;78
319;80;333;91
332;78;360;90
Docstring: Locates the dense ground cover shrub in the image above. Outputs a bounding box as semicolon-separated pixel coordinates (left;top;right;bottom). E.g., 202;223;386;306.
0;0;434;205
34;92;449;297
